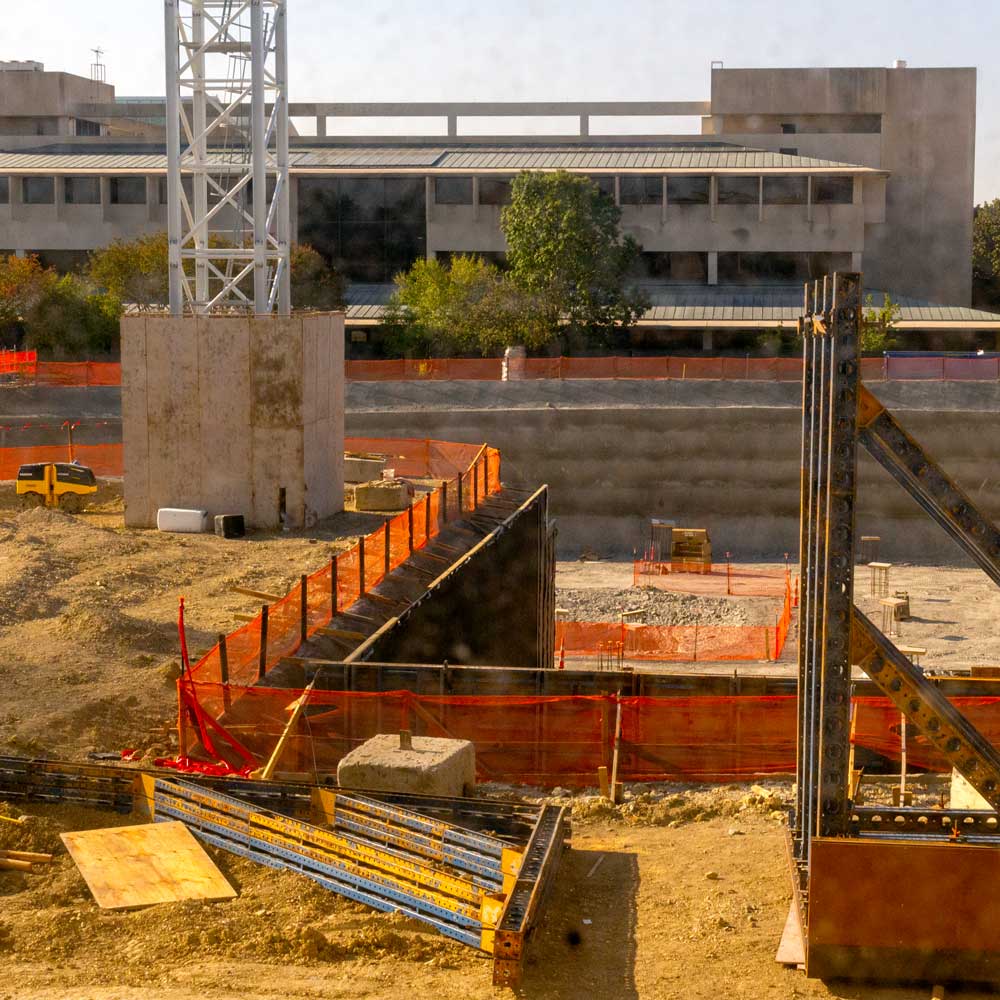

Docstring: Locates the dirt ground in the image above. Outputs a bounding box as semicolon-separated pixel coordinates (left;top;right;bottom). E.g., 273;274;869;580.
1;488;999;998
0;482;387;760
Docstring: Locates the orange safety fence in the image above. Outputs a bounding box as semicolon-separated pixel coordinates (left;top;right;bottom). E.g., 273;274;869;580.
175;685;1000;786
0;350;36;375
557;574;794;663
0;442;123;480
344;356;1000;383
6;355;1000;387
187;440;502;691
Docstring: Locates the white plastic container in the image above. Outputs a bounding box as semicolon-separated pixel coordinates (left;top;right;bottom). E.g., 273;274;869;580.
156;508;211;533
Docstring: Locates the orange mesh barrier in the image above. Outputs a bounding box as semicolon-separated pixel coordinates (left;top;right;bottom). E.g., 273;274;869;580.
177;683;805;783
11;356;999;388
185;437;502;691
0;442;123;479
558;576;793;663
346;358;502;381
177;683;1000;786
0;350;36;375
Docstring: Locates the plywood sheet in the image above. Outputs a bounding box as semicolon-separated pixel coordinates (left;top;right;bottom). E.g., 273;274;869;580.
61;821;236;910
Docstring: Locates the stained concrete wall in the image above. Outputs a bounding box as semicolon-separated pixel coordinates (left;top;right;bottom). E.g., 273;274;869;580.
122;313;344;529
345;380;1000;563
709;66;976;306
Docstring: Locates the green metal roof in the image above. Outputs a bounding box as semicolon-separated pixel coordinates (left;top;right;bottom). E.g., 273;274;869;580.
0;143;878;174
344;283;1000;327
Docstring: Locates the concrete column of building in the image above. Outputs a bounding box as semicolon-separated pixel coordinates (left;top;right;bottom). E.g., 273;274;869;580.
447;114;458;137
806;176;813;224
613;176;620;206
757;176;764;223
145;174;157;223
661;176;668;226
710;175;717;222
852;174;863;205
425;176;433;227
54;175;65;221
100;176;110;224
579;114;589;137
851;251;863;272
472;176;480;222
702;329;714;352
708;251;718;286
316;114;327;138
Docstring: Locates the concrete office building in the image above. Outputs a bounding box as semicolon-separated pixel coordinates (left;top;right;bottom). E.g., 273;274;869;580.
1;60;997;347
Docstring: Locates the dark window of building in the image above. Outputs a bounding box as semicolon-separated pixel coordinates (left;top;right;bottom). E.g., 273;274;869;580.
75;119;102;137
23;177;55;205
64;176;101;205
812;175;854;205
716;175;759;205
159;177;169;204
718;251;851;285
0;177;8;205
779;147;798;157
478;178;512;206
110;177;147;205
35;250;90;273
297;176;427;283
158;176;193;205
666;175;710;205
620;175;663;206
629;251;707;283
434;177;473;205
763;175;808;205
781;123;797;135
588;176;616;201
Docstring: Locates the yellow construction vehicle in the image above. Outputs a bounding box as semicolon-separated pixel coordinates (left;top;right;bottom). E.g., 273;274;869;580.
16;462;97;512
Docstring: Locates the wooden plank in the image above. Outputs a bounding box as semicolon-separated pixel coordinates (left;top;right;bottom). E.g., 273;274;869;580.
61;821;236;910
317;626;368;642
775;899;805;967
230;586;283;602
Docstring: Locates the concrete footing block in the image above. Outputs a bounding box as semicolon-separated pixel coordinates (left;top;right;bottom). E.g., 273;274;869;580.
337;733;476;797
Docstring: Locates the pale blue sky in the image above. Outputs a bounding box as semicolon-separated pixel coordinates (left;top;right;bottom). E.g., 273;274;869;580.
6;0;999;201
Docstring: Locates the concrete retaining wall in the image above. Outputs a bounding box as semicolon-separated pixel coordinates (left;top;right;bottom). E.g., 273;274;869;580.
345;380;1000;562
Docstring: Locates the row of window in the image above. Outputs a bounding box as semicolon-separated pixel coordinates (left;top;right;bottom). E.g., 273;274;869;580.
0;175;150;206
433;250;854;285
0;172;856;211
434;174;854;208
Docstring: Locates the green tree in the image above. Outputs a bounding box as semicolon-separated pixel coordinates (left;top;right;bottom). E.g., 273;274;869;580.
973;199;1000;308
87;232;170;307
861;292;901;354
23;274;121;358
501;171;648;342
0;254;55;338
290;243;345;310
384;255;550;356
88;233;342;311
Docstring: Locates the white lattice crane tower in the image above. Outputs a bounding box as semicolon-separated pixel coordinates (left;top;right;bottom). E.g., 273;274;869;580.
164;0;290;315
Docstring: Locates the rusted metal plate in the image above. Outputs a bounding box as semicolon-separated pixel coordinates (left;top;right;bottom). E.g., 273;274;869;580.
808;837;1000;983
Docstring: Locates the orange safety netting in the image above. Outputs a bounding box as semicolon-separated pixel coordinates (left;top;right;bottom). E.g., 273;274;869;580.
0;442;124;480
0;350;36;375
176;684;1000;786
8;356;1000;388
187;440;502;689
557;575;794;663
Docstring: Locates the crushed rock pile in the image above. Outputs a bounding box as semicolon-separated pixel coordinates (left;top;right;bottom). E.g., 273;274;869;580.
555;587;776;627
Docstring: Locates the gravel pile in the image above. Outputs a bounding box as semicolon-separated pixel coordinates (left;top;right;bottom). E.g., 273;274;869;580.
555;587;776;627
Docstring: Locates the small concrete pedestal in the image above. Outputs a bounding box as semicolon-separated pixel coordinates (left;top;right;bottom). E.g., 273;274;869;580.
337;733;476;797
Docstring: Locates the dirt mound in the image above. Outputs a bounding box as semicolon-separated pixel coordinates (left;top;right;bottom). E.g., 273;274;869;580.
58;602;175;653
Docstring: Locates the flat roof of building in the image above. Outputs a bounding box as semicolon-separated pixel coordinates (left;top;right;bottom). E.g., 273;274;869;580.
0;143;883;175
344;283;1000;329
